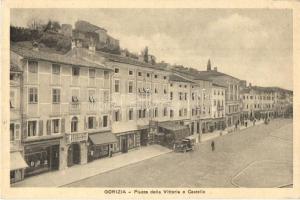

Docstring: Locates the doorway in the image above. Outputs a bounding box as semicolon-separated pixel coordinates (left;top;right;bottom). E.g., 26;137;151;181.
121;137;128;153
50;145;59;170
67;143;80;167
140;129;148;146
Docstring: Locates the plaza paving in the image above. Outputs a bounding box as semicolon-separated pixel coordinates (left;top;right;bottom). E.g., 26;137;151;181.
65;119;293;188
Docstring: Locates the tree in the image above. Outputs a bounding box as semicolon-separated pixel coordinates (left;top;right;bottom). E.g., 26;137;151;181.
143;46;149;63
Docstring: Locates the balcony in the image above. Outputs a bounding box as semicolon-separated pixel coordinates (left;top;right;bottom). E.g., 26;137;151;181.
65;132;88;145
10;140;22;152
69;102;81;114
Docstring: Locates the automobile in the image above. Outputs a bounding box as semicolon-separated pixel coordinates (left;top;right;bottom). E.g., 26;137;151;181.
174;138;194;153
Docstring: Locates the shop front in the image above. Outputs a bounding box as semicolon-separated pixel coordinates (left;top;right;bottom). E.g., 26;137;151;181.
24;139;60;177
88;132;117;162
10;151;28;183
116;131;140;153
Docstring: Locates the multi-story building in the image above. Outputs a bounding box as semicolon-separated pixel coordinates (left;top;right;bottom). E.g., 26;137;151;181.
198;60;241;128
10;59;27;183
67;44;170;153
210;83;226;130
240;85;293;122
11;43;114;178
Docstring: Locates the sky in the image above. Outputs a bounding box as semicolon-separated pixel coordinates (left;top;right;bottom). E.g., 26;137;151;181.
11;9;293;90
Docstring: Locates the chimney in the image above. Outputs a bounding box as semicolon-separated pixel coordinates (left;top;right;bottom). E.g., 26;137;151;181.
207;59;211;71
214;67;217;71
32;41;39;51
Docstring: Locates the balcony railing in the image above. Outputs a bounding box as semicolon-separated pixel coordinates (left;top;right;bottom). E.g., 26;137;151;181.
10;140;22;152
65;132;88;144
69;102;81;114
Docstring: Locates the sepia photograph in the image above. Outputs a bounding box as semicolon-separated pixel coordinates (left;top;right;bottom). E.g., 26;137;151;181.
1;1;300;199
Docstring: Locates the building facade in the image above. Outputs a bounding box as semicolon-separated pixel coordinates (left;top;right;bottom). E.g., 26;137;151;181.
11;44;114;178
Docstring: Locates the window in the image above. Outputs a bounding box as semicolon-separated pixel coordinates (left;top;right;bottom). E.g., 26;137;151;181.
170;92;173;100
184;93;187;100
138;72;142;76
114;110;120;122
52;119;60;134
155;88;158;94
138;110;142;119
28;60;38;73
114;68;119;73
147;73;150;77
52;89;60;104
170;110;174;118
154;108;158;117
10;123;15;141
164;88;167;94
71;89;79;102
179;109;182;117
143;109;146;118
89;68;95;78
129;109;133;120
103;115;108;127
163;108;167;117
52;64;60;75
114;80;120;93
29;87;38;103
179;92;182;100
88;116;96;129
184;85;187;88
27;121;37;137
128;81;133;93
214;100;216;106
88;90;96;103
179;85;182;88
154;74;158;78
184;108;187;116
163;76;167;80
71;117;78;132
104;71;109;79
170;83;173;87
10;90;15;108
129;70;133;75
192;93;195;100
72;66;80;76
103;91;109;102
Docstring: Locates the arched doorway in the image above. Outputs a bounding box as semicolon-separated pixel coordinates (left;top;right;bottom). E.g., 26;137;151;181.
67;143;81;167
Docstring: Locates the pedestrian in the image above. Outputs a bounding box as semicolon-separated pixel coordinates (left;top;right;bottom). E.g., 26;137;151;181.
211;140;215;152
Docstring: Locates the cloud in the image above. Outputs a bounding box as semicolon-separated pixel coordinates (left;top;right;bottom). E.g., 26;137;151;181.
200;13;269;53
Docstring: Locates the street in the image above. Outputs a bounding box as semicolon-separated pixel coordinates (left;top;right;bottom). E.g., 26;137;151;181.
65;118;293;188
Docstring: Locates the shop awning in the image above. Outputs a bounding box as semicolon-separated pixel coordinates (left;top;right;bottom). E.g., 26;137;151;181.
89;132;117;145
10;152;28;171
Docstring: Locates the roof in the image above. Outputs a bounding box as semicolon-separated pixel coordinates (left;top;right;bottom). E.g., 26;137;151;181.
196;70;240;81
159;123;190;131
171;68;211;81
212;82;226;88
10;152;28;170
75;20;107;33
11;44;110;70
169;74;194;83
89;132;117;145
